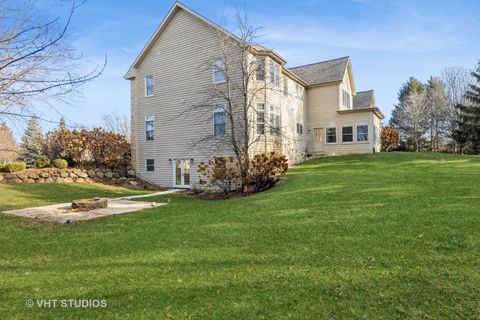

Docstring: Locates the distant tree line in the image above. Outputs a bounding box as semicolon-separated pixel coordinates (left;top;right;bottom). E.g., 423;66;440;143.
390;61;480;154
0;116;131;169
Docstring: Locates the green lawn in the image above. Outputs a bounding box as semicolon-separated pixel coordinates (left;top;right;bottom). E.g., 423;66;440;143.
1;152;479;319
0;183;148;211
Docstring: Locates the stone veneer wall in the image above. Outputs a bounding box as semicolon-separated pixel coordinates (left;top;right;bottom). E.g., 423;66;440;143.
0;167;137;185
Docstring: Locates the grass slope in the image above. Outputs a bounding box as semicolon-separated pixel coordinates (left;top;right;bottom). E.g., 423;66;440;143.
0;152;479;319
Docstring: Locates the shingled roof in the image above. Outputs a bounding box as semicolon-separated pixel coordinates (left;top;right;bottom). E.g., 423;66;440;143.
353;90;374;109
288;56;350;86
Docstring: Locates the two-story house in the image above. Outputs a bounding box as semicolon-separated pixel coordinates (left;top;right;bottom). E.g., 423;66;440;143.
125;2;384;188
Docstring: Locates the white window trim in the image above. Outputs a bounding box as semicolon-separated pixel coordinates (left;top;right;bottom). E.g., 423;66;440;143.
270;105;281;135
325;127;337;144
213;104;226;138
341;125;355;144
355;124;370;143
256;56;265;81
256;103;265;135
213;58;226;84
145;75;154;97
145;114;154;141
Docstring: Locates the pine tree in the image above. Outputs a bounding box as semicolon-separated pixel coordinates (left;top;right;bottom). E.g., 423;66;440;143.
20;117;44;165
454;62;480;154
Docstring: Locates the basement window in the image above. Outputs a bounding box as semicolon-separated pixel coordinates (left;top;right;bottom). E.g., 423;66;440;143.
146;159;154;172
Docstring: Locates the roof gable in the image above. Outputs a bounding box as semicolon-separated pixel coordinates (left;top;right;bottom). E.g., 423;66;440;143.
125;2;241;79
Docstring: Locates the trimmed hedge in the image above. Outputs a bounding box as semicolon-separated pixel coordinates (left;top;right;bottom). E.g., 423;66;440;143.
2;162;27;173
36;158;51;168
52;159;68;169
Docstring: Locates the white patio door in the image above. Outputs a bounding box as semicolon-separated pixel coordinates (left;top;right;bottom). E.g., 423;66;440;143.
313;128;324;152
173;159;190;188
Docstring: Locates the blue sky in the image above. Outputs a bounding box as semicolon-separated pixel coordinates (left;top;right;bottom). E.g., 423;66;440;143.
14;0;480;137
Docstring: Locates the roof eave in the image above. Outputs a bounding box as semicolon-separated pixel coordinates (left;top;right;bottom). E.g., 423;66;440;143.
337;107;385;119
281;69;308;87
307;80;342;88
250;46;287;65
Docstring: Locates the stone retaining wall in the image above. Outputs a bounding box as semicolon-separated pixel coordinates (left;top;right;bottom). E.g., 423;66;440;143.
0;167;137;185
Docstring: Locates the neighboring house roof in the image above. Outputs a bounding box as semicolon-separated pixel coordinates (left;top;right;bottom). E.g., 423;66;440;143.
288;57;350;86
353;90;374;109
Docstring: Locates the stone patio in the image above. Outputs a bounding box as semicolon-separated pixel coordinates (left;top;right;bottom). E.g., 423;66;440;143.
1;190;179;223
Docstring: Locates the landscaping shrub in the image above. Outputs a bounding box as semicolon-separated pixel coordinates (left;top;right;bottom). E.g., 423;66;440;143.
198;152;288;195
3;161;27;172
198;156;241;194
44;127;131;168
36;157;51;168
52;159;68;169
249;152;288;191
381;126;401;151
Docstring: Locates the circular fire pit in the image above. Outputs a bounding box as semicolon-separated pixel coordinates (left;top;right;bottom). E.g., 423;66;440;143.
71;198;108;211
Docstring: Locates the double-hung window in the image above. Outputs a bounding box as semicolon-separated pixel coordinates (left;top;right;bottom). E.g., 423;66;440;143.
342;126;354;143
145;75;154;96
296;84;303;99
283;77;288;96
269;60;280;87
213;105;226;137
213;58;226;83
146;159;154;172
326;127;337;143
145;114;154;141
270;106;281;135
256;57;265;81
356;125;369;142
256;104;265;134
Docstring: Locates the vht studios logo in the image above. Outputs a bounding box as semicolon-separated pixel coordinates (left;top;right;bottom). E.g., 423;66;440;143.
25;299;107;308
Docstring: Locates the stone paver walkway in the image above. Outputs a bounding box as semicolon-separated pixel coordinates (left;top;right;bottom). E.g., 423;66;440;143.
0;189;180;223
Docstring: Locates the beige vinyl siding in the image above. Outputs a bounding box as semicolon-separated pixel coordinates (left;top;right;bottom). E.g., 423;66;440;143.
133;8;234;187
306;84;375;155
130;73;139;170
372;113;382;152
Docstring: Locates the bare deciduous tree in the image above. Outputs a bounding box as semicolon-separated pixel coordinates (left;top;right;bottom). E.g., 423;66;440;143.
397;92;428;151
442;66;472;151
425;77;449;152
180;11;294;191
102;111;130;142
0;0;106;122
0;121;20;163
